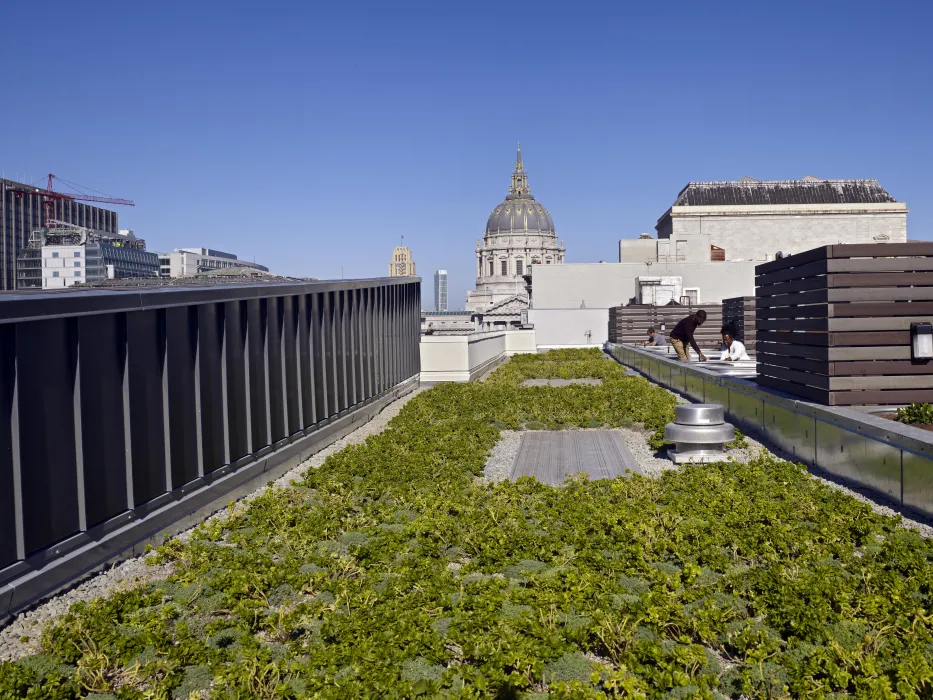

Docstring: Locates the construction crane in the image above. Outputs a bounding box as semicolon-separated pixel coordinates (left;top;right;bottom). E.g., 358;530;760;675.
6;173;134;228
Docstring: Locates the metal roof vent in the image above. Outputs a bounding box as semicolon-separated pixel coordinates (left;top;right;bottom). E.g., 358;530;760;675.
664;404;735;463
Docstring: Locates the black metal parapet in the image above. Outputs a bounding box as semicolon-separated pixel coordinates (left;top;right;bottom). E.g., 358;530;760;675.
0;277;421;619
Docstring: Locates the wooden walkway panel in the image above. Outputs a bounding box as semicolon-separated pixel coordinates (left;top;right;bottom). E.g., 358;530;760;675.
510;431;643;485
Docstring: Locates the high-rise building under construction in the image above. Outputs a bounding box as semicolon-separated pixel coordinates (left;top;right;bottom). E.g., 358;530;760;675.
0;178;118;290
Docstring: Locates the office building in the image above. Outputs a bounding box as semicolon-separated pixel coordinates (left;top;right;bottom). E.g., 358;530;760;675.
17;226;158;289
434;269;448;311
1;178;118;290
389;246;416;277
160;247;269;277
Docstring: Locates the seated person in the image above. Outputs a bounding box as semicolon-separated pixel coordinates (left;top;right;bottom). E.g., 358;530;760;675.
720;324;750;361
646;327;666;347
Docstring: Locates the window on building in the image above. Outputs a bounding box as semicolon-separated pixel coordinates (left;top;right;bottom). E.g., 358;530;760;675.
501;260;507;276
74;261;81;267
74;251;81;257
52;252;59;258
488;261;494;276
516;259;523;275
75;270;81;277
52;271;59;277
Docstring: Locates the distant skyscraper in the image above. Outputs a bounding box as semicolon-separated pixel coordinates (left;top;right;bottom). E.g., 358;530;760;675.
389;245;416;277
434;269;448;311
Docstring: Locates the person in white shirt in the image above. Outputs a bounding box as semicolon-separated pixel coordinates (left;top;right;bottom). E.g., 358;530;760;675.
720;324;750;361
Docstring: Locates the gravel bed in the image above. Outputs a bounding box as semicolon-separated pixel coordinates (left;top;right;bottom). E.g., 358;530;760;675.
729;433;933;538
810;473;933;538
520;378;604;387
481;424;932;538
0;387;424;661
0;559;174;661
481;431;524;482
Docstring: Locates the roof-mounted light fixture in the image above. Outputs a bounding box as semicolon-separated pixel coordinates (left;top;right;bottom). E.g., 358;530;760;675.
911;322;933;362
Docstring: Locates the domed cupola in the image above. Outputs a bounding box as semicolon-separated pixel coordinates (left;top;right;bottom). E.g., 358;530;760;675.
485;144;557;236
466;144;566;315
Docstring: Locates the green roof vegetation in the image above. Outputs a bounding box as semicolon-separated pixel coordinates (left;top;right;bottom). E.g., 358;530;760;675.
2;349;932;698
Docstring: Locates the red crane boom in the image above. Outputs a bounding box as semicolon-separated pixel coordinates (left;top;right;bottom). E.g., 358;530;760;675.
6;173;134;227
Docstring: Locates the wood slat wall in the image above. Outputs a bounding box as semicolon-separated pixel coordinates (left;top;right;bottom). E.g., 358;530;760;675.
608;304;723;348
756;243;933;406
722;296;756;355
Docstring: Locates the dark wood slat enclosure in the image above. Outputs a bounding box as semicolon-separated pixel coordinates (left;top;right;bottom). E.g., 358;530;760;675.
756;243;933;405
722;296;756;354
608;304;723;349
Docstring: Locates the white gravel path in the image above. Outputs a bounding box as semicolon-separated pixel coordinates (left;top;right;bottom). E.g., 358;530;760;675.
0;387;424;661
482;431;524;482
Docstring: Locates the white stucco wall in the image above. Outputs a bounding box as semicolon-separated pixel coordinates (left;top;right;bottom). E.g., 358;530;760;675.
420;331;536;382
528;309;609;348
530;262;756;310
504;329;536;355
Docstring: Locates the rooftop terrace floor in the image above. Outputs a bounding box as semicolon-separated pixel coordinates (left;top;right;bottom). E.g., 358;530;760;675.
1;349;932;698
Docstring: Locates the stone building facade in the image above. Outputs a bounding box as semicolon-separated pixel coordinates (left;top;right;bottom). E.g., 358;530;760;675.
389;245;416;277
466;145;564;314
653;177;907;262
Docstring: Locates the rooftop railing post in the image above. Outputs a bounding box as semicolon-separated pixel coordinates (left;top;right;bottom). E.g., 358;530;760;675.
297;293;313;429
197;302;226;474
17;318;80;556
282;295;300;436
266;296;286;444
225;301;249;462
337;289;348;412
0;325;22;568
350;289;361;407
375;285;384;393
311;292;326;423
166;307;200;487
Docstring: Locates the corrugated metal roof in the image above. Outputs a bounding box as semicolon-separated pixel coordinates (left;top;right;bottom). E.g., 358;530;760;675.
673;179;896;206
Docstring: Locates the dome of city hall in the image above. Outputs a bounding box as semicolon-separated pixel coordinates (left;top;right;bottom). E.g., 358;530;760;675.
484;145;556;236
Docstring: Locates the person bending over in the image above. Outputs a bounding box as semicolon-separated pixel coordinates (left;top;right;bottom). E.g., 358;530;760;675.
720;324;750;361
669;310;707;362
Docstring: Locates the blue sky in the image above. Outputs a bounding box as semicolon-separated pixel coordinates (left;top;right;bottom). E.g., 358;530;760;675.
2;1;931;306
